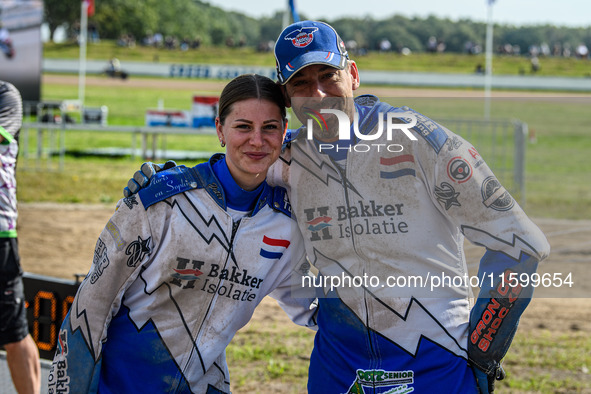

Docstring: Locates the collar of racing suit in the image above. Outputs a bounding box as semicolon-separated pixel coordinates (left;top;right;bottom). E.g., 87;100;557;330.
138;153;292;218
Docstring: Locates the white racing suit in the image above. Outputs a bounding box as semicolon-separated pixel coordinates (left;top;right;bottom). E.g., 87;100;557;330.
49;154;316;394
267;95;550;393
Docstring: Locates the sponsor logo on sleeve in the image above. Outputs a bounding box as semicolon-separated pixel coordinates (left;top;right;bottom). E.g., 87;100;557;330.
123;195;139;210
447;156;472;183
481;176;514;211
434;182;461;210
125;236;151;267
105;220;125;251
91;238;109;284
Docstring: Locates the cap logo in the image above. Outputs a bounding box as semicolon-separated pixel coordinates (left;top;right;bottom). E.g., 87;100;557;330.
284;27;319;48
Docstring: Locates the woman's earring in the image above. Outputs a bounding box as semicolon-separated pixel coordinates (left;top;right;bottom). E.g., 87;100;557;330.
220;140;226;148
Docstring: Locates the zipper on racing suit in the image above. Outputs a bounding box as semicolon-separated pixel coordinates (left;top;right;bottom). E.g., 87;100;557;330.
189;218;241;380
197;218;241;329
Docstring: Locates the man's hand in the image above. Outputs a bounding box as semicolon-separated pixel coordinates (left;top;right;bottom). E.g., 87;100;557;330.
473;364;506;393
123;160;177;198
469;250;538;393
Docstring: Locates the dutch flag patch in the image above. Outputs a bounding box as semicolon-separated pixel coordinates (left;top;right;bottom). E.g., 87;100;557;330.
260;236;291;260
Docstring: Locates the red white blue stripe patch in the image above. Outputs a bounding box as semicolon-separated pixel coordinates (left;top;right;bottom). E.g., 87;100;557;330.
260;236;291;259
380;155;416;179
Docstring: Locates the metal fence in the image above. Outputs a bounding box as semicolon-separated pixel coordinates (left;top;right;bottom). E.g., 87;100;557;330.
19;121;217;164
438;118;528;206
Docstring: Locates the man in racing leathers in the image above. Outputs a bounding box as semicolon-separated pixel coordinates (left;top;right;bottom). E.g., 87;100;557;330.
270;21;550;394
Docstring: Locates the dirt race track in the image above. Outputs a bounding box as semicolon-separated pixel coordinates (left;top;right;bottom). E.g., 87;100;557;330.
19;75;591;392
42;74;591;98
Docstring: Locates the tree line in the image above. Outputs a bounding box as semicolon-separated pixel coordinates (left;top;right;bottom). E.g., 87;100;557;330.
43;0;591;56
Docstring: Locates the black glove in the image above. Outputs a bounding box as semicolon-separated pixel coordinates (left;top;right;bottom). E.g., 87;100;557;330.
470;250;537;393
123;160;177;198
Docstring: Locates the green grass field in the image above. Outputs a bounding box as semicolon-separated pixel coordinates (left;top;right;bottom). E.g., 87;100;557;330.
44;40;591;77
226;306;591;393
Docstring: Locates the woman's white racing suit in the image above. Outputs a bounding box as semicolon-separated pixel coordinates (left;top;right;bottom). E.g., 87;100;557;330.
49;154;316;394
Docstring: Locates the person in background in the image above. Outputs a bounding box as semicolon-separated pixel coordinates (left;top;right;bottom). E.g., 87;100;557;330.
50;74;316;393
0;80;41;394
0;23;15;59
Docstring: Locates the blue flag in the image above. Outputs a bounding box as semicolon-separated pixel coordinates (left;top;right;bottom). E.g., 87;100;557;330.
289;0;300;22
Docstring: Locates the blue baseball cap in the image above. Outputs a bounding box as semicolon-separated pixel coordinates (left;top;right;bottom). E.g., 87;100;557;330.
275;21;349;85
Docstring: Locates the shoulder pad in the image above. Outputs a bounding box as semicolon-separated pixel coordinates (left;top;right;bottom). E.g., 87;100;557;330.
251;184;292;218
270;186;292;217
357;100;397;136
282;128;300;152
395;106;449;154
354;96;449;153
138;165;200;209
354;94;379;107
284;128;298;143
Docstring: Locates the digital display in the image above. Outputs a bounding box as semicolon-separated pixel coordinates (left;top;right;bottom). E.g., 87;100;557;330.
23;273;82;360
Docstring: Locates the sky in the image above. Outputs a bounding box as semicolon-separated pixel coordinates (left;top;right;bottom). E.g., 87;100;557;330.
205;0;591;28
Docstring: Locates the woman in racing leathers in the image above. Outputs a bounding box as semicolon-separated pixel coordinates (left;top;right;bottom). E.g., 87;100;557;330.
48;74;316;394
